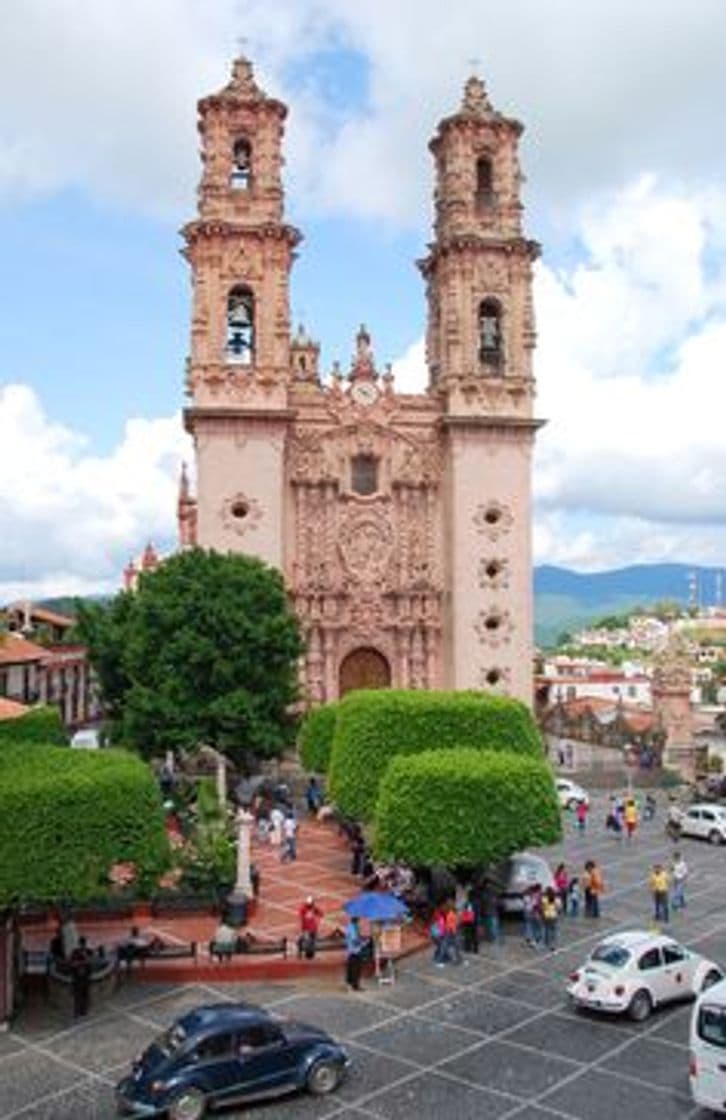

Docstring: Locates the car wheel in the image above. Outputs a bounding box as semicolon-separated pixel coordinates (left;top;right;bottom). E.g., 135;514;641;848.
708;830;723;846
701;970;722;992
628;989;652;1022
167;1087;208;1120
307;1060;341;1096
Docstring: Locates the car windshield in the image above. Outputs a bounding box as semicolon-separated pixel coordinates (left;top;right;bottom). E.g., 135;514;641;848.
698;1005;726;1049
590;943;631;969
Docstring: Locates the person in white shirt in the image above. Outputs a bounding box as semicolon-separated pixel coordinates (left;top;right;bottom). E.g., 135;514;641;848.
671;852;688;910
281;812;298;862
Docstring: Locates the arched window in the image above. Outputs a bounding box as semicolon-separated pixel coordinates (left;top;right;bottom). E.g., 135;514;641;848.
351;454;378;496
478;298;503;371
476;156;494;209
227;285;254;364
231;138;251;189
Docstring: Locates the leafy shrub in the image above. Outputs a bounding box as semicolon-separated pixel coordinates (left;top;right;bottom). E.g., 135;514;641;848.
328;689;543;821
374;748;561;866
0;706;67;746
0;742;169;904
298;702;340;773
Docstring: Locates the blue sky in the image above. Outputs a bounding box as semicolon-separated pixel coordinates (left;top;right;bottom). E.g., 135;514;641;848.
2;0;726;599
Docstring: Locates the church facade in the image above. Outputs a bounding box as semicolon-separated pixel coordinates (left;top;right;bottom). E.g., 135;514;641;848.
178;58;543;705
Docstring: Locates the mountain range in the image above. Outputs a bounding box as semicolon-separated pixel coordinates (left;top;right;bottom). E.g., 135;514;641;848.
534;562;725;646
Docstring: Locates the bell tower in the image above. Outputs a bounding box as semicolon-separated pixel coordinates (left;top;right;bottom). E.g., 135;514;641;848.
420;75;543;702
182;57;300;567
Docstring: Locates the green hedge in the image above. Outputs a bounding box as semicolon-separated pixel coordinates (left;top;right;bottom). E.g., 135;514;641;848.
0;742;169;904
374;748;561;866
0;706;67;746
298;702;339;773
328;689;543;821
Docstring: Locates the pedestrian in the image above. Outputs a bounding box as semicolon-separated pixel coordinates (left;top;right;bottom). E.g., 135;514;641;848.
649;862;670;924
671;851;688;911
522;884;542;948
443;904;463;965
305;776;322;817
350;829;366;877
584;860;604;918
458;893;478;954
298;896;323;959
269;803;285;847
345;915;364;991
643;793;657;822
430;906;447;966
624;797;638;841
69;936;92;1017
541;887;560;951
479;880;500;944
567;876;581;918
280;811;297;862
575;800;588;832
614;795;625;830
554;863;569;912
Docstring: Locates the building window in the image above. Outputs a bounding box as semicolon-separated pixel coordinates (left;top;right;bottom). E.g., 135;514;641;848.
478;299;503;370
231;138;251;189
351;454;378;496
226;285;254;363
475;156;495;209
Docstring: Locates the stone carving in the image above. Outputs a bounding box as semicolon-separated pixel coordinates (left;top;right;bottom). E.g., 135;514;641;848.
474;608;514;648
477;556;510;590
652;632;692;692
473;501;513;541
461;76;493;115
339;514;393;587
221;493;263;536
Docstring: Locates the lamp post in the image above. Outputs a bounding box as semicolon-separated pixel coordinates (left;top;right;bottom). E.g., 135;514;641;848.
226;808;254;926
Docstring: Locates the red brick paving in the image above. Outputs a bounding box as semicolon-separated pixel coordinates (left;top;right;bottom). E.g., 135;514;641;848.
20;817;427;983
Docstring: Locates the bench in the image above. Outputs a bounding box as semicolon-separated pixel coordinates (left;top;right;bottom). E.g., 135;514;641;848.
22;949;51;976
209;934;287;963
295;930;347;958
119;939;198;967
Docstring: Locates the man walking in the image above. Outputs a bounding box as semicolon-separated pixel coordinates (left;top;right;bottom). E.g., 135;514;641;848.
671;851;688;911
69;936;92;1018
280;811;298;862
649;862;670;924
345;915;364;991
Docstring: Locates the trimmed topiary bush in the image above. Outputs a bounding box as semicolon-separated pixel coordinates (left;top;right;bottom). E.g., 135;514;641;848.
298;702;340;773
0;706;67;746
374;748;561;866
328;689;543;822
0;742;169;904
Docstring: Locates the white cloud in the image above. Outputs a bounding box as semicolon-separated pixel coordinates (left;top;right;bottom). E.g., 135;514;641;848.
2;0;726;229
0;384;191;600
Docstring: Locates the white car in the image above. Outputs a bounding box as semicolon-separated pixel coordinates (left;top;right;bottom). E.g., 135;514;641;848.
690;976;726;1114
70;728;100;750
555;778;589;810
492;852;555;913
669;803;726;845
567;931;722;1022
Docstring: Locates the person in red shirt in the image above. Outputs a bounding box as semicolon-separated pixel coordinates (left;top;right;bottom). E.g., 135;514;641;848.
298;896;323;959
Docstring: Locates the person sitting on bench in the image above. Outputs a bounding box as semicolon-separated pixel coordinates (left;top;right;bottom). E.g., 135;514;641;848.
211;917;238;960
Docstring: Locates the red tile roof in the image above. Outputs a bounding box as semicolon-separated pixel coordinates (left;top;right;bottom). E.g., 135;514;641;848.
0;697;29;721
0;633;47;665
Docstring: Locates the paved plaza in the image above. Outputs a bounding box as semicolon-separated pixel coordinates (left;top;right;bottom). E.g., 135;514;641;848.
2;792;725;1119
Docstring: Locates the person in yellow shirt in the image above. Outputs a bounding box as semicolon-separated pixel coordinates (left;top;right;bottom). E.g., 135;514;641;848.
624;798;638;841
649;863;670;923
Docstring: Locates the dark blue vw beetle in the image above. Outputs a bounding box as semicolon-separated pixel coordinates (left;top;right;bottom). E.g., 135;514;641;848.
116;1002;349;1119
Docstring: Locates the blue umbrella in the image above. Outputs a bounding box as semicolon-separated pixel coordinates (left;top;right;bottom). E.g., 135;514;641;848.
343;892;408;922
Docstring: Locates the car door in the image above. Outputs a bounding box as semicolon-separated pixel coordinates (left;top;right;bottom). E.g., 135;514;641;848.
682;808;701;839
636;946;670;1004
700;808;721;841
219;1022;297;1104
187;1030;250;1100
661;942;693;1001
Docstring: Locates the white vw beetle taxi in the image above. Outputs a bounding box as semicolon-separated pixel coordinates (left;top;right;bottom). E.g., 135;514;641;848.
567;931;722;1022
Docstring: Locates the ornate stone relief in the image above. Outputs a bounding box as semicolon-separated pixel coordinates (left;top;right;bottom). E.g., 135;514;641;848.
220;492;263;536
477;556;510;591
472;500;513;540
474;607;514;648
339;512;394;587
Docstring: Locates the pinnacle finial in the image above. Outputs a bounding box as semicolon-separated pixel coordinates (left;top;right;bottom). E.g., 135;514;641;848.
461;74;492;115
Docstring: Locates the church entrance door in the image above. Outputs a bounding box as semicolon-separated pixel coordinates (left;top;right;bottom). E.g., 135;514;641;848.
339;647;391;696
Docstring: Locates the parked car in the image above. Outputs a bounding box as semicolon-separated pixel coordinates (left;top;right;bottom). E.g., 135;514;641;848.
567;931;722;1022
116;1002;349;1119
690;975;726;1114
488;852;555;913
555;778;590;809
70;728;100;750
668;803;726;845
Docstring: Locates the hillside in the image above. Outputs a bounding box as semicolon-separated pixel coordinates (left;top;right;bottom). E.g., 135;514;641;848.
534;563;724;647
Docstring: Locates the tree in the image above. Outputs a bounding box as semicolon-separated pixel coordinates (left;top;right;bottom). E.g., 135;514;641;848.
77;549;303;765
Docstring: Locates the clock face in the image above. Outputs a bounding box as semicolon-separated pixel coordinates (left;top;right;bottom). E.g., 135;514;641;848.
351;380;379;406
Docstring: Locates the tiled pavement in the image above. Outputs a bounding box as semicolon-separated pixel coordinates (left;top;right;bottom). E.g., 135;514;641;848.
3;792;726;1119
